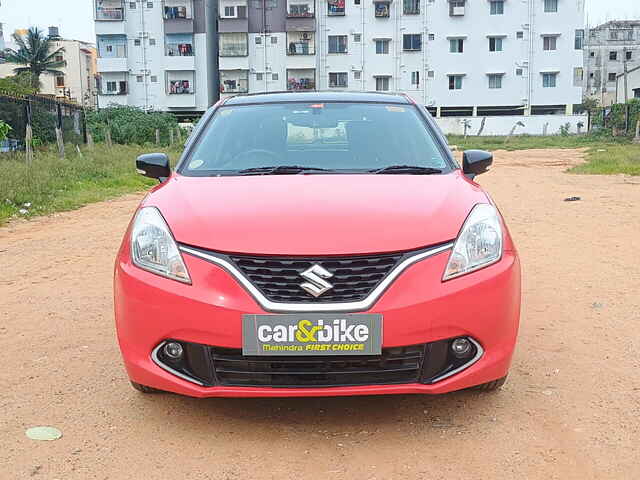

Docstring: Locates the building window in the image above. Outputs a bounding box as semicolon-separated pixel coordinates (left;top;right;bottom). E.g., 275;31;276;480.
271;36;278;44
328;35;347;54
490;0;503;15
328;0;345;15
55;54;64;62
448;75;463;90
517;31;524;39
609;51;617;61
224;6;235;16
543;36;557;51
272;72;279;80
449;0;465;16
403;0;419;15
219;32;248;56
375;76;390;91
544;0;557;13
374;1;391;17
542;72;557;88
151;75;158;83
256;36;262;44
428;33;435;41
287;2;312;17
375;39;390;54
147;1;153;8
130;2;136;8
608;73;617;82
488;74;503;89
329;72;348;87
167;71;195;94
55;75;65;87
449;38;464;53
489;37;503;52
354;71;361;80
353;33;361;42
149;38;156;46
516;68;523;76
626;51;633;61
134;39;141;46
633;88;640;99
106;81;117;93
427;70;434;78
575;29;584;50
136;75;143;82
589;51;595;57
256;72;263;80
573;67;583;86
411;71;420;86
355;0;360;4
403;34;421;51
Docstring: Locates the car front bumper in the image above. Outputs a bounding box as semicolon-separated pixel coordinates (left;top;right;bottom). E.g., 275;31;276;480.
114;245;521;398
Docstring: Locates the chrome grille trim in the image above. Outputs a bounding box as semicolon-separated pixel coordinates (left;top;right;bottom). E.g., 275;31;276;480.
179;242;454;313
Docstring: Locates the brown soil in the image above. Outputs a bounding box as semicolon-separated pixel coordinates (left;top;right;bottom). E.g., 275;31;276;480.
1;148;639;479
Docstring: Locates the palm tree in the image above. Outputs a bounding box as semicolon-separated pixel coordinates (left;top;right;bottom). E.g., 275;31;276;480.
3;27;65;91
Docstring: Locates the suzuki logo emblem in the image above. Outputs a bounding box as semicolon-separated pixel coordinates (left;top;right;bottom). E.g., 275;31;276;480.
299;264;334;297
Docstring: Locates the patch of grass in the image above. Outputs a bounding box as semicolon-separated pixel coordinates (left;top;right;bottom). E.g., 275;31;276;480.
447;134;629;152
570;144;640;176
0;144;182;225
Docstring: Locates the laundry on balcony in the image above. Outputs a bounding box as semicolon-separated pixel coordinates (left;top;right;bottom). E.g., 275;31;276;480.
169;80;192;94
287;77;315;90
327;0;345;15
164;6;188;19
167;43;194;56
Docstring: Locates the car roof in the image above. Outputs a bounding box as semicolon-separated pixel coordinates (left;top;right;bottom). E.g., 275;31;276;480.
222;91;412;106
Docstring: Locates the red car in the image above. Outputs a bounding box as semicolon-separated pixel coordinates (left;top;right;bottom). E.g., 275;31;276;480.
115;92;521;398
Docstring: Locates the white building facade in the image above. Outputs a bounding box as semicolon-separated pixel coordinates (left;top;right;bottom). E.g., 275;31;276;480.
94;0;216;116
220;0;584;117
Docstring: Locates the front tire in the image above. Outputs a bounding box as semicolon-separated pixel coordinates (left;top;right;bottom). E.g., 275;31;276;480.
473;375;508;392
130;381;162;394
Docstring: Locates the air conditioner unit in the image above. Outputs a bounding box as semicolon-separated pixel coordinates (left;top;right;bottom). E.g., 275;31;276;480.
302;32;310;39
452;6;464;15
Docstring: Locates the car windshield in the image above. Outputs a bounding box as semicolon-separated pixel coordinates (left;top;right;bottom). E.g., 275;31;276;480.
180;102;450;176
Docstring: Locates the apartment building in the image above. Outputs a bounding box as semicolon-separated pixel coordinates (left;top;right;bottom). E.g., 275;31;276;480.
94;0;217;116
219;0;584;116
0;28;98;107
584;20;640;106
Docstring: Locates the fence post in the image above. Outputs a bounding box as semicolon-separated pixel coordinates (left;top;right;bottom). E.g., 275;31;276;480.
169;128;174;145
25;100;34;164
105;127;113;148
625;104;630;135
87;131;94;150
634;120;640;144
55;103;65;159
155;129;160;145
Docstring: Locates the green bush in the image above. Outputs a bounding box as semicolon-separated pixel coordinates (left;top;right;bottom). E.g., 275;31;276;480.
87;106;179;145
593;98;640;135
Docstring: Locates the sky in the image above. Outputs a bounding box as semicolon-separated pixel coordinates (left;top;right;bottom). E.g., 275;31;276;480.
1;0;640;44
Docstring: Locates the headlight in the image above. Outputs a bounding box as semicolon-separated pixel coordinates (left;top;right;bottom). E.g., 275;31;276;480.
443;204;503;281
131;207;191;284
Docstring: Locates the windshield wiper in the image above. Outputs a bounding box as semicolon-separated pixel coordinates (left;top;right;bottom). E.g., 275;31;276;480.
370;165;443;175
237;165;336;175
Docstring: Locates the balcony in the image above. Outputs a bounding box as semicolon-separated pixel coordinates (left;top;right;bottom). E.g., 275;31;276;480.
220;69;249;94
287;69;315;91
97;35;127;69
219;33;248;57
287;0;314;17
95;0;124;21
327;0;344;16
163;0;195;33
97;57;128;72
98;73;128;95
374;0;391;18
287;31;315;55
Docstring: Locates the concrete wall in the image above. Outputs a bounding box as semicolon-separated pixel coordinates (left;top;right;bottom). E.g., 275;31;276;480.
435;114;588;136
615;67;640;103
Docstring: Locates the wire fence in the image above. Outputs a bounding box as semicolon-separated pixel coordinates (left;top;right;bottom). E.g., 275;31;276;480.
0;92;87;152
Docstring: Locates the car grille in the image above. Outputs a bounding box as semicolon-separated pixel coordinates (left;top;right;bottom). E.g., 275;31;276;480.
210;345;426;387
228;252;404;303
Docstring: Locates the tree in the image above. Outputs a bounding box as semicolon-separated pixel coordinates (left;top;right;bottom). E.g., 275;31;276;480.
2;27;66;91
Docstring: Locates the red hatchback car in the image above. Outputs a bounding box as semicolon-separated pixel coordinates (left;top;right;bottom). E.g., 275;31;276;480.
114;92;521;398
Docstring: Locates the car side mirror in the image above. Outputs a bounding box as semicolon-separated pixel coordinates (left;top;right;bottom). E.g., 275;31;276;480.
462;150;493;179
136;153;171;182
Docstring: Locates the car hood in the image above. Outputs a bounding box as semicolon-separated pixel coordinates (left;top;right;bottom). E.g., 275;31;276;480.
142;172;489;255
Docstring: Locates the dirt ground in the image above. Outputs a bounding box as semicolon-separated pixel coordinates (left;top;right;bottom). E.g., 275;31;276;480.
1;148;639;479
